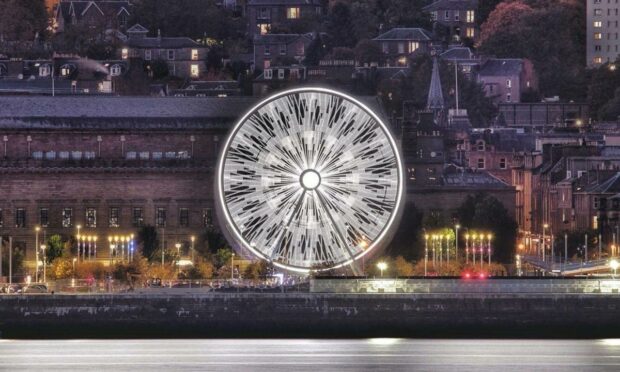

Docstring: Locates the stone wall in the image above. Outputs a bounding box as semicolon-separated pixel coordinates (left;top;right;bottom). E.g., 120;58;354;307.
2;292;620;338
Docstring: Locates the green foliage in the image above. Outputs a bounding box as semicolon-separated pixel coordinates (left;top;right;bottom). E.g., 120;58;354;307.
201;226;229;256
243;261;270;279
587;61;620;121
456;193;518;263
0;0;48;43
354;39;383;66
46;235;65;264
138;225;159;262
303;33;327;66
599;88;620;121
325;3;357;48
214;247;233;269
0;240;24;280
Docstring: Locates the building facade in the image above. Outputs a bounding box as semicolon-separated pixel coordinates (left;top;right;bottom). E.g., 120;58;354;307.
587;0;620;66
373;28;434;67
423;0;479;43
247;0;323;36
54;0;131;34
477;58;537;104
253;33;311;70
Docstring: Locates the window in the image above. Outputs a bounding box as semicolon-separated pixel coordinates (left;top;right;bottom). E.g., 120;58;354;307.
594;8;602;16
408;167;416;180
382;42;389;54
286;7;300;19
167;50;175;60
40;208;49;228
15;208;26;228
263;59;271;69
110;64;122;76
594;56;603;64
62;208;72;228
499;158;507;169
119;13;127;28
454;11;459;21
477;141;485;151
39;65;51;77
594;32;602;40
506;93;512;102
593;215;599;229
477;158;485;169
466;27;475;38
203;208;213;227
431;11;437;21
409;42;419;53
280;44;287;55
594;21;602;28
445;10;450;20
190;64;199;77
259;23;270;35
278;69;285;79
109;207;120;228
466;10;475;23
296;43;305;56
86;208;96;228
264;45;271;55
595;45;602;51
191;49;198;61
179;208;189;227
594;197;600;209
145;49;152;60
264;68;272;79
507;79;512;88
259;7;270;19
156;207;166;227
398;42;405;54
132;208;144;227
121;48;128;59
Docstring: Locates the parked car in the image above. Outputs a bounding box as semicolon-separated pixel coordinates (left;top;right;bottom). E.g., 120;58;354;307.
21;284;48;294
1;284;22;294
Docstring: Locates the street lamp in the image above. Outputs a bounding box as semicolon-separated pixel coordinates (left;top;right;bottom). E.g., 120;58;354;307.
610;259;619;278
72;257;77;279
424;234;429;277
35;226;40;282
377;261;387;277
231;252;235;280
465;233;470;263
40;244;47;283
472;233;477;265
190;235;195;263
455;224;460;262
175;242;182;275
487;233;492;267
542;223;549;262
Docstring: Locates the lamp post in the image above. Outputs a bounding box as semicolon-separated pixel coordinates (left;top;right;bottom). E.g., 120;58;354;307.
424;234;429;277
130;234;134;262
93;236;98;260
41;244;47;283
35;226;40;282
611;259;620;278
175;242;181;275
585;233;588;262
487;233;492;267
72;257;77;279
377;261;387;277
191;236;195;263
465;233;470;263
455;224;460;262
564;232;568;272
542;223;549;262
432;235;437;267
472;233;477;266
231;252;235;280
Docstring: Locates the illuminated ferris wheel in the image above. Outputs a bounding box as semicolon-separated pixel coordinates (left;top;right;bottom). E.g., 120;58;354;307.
216;88;404;273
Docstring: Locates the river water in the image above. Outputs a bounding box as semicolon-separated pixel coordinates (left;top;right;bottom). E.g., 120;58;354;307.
1;338;620;371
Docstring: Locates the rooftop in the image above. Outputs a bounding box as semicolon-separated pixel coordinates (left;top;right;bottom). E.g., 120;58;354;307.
423;0;478;12
373;28;433;41
478;59;524;76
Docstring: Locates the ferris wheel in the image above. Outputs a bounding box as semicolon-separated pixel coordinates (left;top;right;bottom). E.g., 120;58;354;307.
216;87;404;273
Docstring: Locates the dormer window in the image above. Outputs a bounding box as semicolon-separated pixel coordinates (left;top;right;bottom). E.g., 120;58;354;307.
110;64;122;76
122;48;128;59
477;140;485;151
191;49;198;61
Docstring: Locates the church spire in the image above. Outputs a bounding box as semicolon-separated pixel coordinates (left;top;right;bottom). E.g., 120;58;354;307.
426;57;445;111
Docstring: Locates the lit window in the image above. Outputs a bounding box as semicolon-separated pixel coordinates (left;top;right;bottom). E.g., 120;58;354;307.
190;64;199;77
466;10;475;23
594;21;602;28
594;32;602;40
109;207;120;228
191;49;198;61
409;41;419;53
397;56;407;66
594;56;603;64
85;208;96;228
263;59;271;69
259;24;270;35
593;215;599;229
466;27;475;38
286;7;300;19
62;208;72;228
122;48;128;59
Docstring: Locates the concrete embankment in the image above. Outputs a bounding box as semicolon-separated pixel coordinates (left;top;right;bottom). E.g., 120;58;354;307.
2;291;620;338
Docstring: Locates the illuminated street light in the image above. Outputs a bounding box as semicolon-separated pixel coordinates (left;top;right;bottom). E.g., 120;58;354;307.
35;226;40;282
72;257;77;279
424;234;429;277
190;235;196;263
377;262;388;277
455;224;460;263
40;244;47;283
611;259;620;278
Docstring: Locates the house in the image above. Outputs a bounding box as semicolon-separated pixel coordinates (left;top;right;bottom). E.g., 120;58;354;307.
423;0;479;43
253;33;312;70
253;65;306;96
372;28;434;67
119;25;208;79
170;81;243;97
54;0;131;33
247;0;324;36
476;58;537;104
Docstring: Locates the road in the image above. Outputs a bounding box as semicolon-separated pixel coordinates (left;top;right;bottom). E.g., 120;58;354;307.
1;339;620;371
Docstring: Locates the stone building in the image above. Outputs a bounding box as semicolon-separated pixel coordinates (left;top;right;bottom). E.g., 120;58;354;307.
423;0;479;43
54;0;131;34
587;0;620;66
373;28;434;67
246;0;324;36
253;33;312;70
477;58;537;104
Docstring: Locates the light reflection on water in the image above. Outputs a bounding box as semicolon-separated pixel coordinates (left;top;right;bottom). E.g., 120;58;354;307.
1;338;620;371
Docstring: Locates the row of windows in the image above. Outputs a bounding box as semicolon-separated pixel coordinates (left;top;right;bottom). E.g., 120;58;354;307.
430;10;475;23
594;44;620;52
593;32;619;39
593;8;620;16
594;20;619;27
0;207;214;229
122;49;200;61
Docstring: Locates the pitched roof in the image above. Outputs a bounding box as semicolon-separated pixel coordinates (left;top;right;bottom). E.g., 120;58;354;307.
478;58;524;76
586;172;620;193
373;28;433;41
126;24;149;33
253;33;312;45
126;37;202;49
423;0;478;12
427;58;444;110
440;46;475;60
56;1;130;22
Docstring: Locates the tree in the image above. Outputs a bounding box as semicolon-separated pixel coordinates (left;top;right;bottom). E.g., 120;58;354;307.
599;87;620;121
354;39;383;66
138;225;159;262
214;247;233;269
202;226;229;256
393;256;415;276
303;33;327;66
588;61;620;120
0;0;48;42
243;261;269;279
476;0;503;27
206;45;225;73
325;2;357;48
456;193;518;263
46;235;65;264
150;59;169;80
1;240;24;281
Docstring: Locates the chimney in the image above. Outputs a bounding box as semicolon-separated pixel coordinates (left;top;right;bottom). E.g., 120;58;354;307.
157;29;162;41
